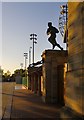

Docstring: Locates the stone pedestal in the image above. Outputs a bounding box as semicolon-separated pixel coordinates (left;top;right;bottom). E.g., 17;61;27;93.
41;50;67;104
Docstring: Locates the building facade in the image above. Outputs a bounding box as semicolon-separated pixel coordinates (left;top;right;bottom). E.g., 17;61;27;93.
63;2;84;118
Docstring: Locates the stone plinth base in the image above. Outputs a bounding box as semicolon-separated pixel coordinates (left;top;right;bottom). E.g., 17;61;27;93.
41;49;67;104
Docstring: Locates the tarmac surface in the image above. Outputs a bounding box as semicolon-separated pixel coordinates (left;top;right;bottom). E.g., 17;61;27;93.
2;82;62;119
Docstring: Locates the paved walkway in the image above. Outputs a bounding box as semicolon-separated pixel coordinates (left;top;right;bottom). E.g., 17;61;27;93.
10;84;61;119
2;83;62;119
2;83;83;120
2;82;15;119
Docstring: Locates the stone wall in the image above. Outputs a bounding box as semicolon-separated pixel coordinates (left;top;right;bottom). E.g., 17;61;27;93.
28;66;42;95
65;2;84;116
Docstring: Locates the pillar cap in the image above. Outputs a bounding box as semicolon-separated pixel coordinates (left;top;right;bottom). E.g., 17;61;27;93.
41;49;68;62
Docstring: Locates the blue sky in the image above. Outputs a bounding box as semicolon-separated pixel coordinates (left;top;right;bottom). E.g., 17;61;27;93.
1;1;67;74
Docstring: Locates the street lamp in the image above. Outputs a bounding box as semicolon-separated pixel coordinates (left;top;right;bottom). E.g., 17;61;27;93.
59;4;68;71
24;52;28;70
29;47;32;65
30;34;37;64
59;4;68;49
60;4;68;33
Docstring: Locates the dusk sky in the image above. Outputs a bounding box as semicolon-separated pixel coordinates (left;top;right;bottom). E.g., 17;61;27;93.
1;1;68;74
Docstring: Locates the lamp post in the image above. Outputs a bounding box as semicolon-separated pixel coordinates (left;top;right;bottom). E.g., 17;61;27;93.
59;4;68;50
30;34;37;64
29;47;32;65
60;4;68;35
24;53;28;70
59;4;68;71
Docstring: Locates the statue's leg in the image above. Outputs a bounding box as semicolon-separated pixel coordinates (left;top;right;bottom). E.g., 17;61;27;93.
48;37;53;44
52;38;56;49
56;42;63;50
48;38;53;49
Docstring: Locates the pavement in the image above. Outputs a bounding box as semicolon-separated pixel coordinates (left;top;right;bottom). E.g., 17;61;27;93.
2;82;15;119
2;83;62;119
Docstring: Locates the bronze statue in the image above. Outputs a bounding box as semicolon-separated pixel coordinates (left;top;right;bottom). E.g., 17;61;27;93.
47;22;63;50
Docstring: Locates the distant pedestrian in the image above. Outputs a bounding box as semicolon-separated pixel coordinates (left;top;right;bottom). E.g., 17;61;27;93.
46;22;63;50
